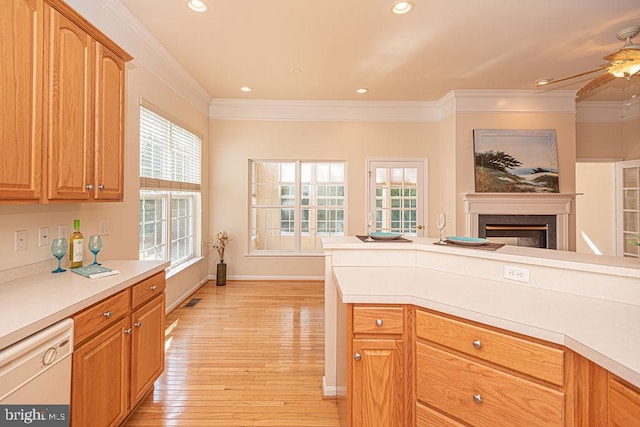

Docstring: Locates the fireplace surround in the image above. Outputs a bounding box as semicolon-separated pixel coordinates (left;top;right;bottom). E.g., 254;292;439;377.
463;193;576;250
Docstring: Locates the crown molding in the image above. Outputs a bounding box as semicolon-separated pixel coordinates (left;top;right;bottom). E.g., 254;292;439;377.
446;90;577;115
65;0;212;115
209;99;443;122
576;98;640;123
210;90;578;122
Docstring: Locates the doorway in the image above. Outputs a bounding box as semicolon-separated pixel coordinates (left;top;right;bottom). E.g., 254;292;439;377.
367;159;427;237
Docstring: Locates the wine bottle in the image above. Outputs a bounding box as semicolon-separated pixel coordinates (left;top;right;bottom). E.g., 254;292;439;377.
69;219;84;268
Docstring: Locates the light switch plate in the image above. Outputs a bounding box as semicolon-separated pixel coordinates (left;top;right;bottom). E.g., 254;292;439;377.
39;227;50;247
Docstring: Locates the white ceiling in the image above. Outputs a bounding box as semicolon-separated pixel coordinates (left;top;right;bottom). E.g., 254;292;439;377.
118;0;640;102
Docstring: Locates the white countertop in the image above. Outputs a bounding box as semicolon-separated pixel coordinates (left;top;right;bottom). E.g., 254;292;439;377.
323;237;640;389
0;260;169;351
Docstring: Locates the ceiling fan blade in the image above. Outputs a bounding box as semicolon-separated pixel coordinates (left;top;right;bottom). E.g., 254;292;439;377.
603;47;640;63
576;72;616;99
541;66;608;86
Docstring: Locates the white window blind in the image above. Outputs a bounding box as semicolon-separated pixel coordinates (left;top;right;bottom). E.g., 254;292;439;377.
140;105;201;190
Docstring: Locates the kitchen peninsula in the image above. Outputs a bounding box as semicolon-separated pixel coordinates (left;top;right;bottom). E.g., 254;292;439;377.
322;237;640;426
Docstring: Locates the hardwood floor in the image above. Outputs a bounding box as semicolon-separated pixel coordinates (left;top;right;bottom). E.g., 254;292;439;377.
124;281;340;426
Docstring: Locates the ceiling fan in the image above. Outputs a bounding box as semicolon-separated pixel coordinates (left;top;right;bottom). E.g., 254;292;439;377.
538;25;640;100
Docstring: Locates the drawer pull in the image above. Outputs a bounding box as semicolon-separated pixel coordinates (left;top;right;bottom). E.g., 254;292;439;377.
97;184;105;190
472;339;482;349
473;394;483;404
150;285;158;291
354;352;361;361
134;322;142;328
375;318;383;327
124;328;132;335
103;311;112;318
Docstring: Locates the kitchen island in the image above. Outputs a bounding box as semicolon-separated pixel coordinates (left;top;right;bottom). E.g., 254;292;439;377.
322;236;640;425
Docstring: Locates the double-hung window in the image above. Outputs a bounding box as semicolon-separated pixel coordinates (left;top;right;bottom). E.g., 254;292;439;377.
139;104;201;267
250;160;346;254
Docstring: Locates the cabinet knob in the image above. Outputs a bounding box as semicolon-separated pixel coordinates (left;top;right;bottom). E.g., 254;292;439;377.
98;184;105;190
375;318;383;327
135;322;142;328
124;328;132;335
473;394;483;404
472;339;482;349
103;311;112;318
150;285;158;291
86;184;94;190
354;352;361;361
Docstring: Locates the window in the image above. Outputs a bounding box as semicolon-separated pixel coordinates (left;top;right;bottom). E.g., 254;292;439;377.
250;160;346;254
139;104;201;267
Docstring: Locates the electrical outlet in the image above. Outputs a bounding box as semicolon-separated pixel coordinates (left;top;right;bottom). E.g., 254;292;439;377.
39;227;50;247
58;224;68;240
99;220;111;235
503;265;530;283
15;230;28;251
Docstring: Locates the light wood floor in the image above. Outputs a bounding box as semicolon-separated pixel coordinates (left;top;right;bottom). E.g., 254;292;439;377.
124;281;340;426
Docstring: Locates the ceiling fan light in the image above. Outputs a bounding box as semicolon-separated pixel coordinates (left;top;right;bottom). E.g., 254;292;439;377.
187;0;207;12
610;62;640;78
536;78;552;86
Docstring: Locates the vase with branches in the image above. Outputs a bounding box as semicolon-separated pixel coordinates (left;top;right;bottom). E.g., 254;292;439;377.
207;231;231;286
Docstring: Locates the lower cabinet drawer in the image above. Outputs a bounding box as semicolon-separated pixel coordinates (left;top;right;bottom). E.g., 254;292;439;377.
416;342;564;427
416;402;466;427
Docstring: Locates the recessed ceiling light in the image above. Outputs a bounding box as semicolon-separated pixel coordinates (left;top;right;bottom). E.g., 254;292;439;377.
240;86;252;93
187;0;207;12
391;1;414;15
536;78;553;86
289;67;302;73
356;88;369;94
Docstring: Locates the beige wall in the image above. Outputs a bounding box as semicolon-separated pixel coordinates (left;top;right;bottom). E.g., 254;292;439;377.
575;163;616;256
622;117;640;160
576;117;640;161
209;119;439;278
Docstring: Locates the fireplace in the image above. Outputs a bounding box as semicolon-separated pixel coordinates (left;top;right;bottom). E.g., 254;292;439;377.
478;215;557;249
463;193;575;251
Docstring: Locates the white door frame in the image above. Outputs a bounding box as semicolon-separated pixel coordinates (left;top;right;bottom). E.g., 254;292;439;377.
615;159;640;257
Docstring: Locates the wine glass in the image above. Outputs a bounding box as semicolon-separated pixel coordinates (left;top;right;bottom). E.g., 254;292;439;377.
436;213;447;243
51;238;67;273
88;235;103;266
365;212;375;241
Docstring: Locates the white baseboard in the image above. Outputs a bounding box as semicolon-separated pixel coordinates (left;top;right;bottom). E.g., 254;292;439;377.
322;376;337;397
165;277;208;313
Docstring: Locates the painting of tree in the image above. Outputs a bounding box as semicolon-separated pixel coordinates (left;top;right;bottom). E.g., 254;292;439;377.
473;129;559;193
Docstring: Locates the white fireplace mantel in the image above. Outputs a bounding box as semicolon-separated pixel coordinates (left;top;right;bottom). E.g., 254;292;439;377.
463;193;577;250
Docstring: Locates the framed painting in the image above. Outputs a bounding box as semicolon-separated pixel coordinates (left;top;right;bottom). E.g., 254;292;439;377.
473;129;559;193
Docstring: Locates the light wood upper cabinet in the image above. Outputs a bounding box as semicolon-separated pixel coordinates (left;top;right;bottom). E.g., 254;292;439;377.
93;44;126;201
0;0;131;204
43;5;94;201
0;0;43;201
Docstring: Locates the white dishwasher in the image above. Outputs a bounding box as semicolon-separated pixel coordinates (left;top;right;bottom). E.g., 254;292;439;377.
0;318;74;406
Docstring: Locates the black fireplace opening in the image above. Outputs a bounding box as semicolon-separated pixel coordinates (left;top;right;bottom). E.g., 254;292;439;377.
478;215;557;249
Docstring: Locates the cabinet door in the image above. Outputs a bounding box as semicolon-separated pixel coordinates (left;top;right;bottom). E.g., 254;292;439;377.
130;295;165;407
352;339;404;427
72;317;129;427
609;377;640;426
44;5;93;201
0;0;42;201
93;44;125;201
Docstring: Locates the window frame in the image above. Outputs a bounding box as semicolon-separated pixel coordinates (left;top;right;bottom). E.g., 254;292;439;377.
138;102;203;269
249;160;347;256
